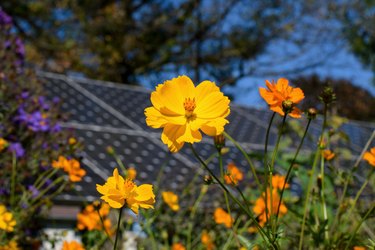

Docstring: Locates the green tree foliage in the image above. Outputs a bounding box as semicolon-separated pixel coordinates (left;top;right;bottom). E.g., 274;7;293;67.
1;0;296;85
292;75;375;121
342;0;375;83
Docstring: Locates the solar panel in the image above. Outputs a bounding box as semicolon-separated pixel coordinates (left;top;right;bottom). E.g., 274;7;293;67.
38;72;375;203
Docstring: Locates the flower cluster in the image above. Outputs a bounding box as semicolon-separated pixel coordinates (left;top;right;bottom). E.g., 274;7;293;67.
77;202;111;233
214;208;233;228
224;162;244;185
0;204;16;232
162;191;180;211
52;156;86;182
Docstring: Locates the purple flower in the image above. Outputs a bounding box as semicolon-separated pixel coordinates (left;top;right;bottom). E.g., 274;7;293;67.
15;107;50;132
15;37;25;58
8;142;25;158
28;185;40;198
20;91;30;99
0;10;12;26
38;96;50;110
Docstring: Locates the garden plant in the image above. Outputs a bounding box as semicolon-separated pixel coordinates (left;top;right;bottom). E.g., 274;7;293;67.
1;8;374;250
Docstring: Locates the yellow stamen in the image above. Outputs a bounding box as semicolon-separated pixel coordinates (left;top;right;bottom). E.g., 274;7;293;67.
183;97;196;117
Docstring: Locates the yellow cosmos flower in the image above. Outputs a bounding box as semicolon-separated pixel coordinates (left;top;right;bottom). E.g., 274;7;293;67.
162;191;180;211
127;167;137;180
363;147;375;167
0;205;16;232
62;241;85;250
0;138;8;152
145;75;230;152
214;208;233;228
0;240;19;250
96;168;155;214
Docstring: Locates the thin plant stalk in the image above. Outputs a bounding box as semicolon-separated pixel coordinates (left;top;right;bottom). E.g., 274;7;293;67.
187;186;207;250
269;114;287;236
10;152;16;207
345;204;375;250
299;105;328;249
97;209;114;245
189;144;276;248
223;131;261;189
330;130;375;233
346;169;374;219
263;112;276;230
218;150;241;248
319;154;329;241
276;118;311;222
114;208;123;250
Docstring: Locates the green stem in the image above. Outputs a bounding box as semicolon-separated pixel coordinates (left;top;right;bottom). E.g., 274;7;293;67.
264;112;276;232
114;208;123;250
330;130;375;234
187;186;207;250
345;204;375;250
189;144;276;248
299;104;328;250
97;209;114;245
319;153;329;241
223;131;261;189
346;169;374;219
218;150;241;248
10;152;17;208
270;115;287;237
276;119;311;222
298;147;321;250
34;167;59;190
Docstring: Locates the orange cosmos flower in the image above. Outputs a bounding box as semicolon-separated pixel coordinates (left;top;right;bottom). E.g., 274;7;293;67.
162;191;180;211
259;78;304;118
0;205;16;232
224;162;244;185
363;147;375;167
52;156;86;182
253;189;287;227
96;168;155;214
271;175;289;190
214;208;233;228
62;241;85;250
353;247;366;250
145;75;230;152
201;231;215;250
322;149;335;161
172;243;186;250
77;203;111;233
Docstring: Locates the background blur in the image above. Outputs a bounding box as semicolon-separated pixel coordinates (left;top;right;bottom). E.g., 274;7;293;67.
2;0;375;121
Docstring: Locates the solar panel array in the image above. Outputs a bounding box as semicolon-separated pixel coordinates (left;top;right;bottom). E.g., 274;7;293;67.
38;72;375;204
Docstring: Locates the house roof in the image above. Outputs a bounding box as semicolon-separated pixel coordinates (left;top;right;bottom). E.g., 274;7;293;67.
38;72;375;205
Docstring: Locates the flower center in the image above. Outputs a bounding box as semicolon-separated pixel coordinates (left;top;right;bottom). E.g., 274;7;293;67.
123;179;136;198
183;98;196;118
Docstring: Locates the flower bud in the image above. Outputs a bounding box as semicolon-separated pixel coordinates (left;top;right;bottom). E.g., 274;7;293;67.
282;100;293;114
204;175;213;185
319;86;336;105
307;108;317;120
213;134;225;151
106;146;114;155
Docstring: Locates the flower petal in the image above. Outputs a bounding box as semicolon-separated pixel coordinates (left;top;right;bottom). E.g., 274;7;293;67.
195;80;220;105
195;92;230;119
145;107;185;128
161;124;185;152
